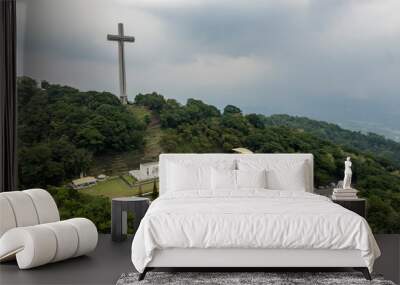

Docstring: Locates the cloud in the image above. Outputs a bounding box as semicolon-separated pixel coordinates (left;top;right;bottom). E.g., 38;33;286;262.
17;0;400;130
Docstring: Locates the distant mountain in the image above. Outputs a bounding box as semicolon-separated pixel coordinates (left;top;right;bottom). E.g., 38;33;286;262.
263;114;400;167
338;120;400;143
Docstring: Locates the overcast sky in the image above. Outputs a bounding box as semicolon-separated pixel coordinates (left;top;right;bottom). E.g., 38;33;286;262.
17;0;400;132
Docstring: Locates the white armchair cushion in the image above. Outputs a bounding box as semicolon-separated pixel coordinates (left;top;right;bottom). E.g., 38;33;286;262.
24;189;60;224
0;196;16;237
0;189;60;237
65;218;98;257
0;189;98;269
0;218;97;269
0;226;57;269
1;191;39;227
42;221;79;262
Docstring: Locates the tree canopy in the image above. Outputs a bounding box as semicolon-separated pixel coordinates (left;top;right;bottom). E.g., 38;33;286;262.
148;95;400;233
17;77;146;188
16;80;400;234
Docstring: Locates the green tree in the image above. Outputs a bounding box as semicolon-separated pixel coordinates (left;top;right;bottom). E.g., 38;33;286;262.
17;77;145;188
134;92;166;112
223;104;242;115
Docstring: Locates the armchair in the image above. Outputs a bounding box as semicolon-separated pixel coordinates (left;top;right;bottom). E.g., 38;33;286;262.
0;189;98;269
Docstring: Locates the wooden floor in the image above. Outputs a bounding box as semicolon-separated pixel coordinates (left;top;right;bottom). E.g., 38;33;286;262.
0;234;399;285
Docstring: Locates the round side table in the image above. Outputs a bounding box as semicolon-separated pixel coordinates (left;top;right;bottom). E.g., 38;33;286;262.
111;197;150;242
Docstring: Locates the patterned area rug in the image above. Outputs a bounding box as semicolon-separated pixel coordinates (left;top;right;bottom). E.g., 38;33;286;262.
116;272;396;285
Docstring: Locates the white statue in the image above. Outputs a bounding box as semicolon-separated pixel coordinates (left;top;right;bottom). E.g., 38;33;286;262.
343;157;352;189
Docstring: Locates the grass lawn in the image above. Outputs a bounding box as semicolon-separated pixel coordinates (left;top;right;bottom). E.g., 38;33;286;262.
122;174;136;185
144;124;162;160
127;105;151;123
82;177;158;199
127;103;162;160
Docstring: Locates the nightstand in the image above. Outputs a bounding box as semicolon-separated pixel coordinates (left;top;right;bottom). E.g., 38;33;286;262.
111;197;150;242
332;198;366;218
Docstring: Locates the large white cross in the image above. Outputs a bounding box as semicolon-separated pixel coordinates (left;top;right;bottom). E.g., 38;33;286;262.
107;23;135;105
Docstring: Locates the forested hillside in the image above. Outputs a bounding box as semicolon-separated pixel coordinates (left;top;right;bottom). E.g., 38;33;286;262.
17;78;400;233
135;93;400;233
17;77;146;188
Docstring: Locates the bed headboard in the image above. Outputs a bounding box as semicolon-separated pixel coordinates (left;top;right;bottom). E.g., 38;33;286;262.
159;153;314;195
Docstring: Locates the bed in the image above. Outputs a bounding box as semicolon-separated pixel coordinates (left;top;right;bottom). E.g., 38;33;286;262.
131;154;380;280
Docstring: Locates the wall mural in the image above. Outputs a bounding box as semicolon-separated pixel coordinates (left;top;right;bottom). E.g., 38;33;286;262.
16;0;400;233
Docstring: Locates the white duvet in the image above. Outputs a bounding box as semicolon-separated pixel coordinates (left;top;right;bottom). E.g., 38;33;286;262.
131;190;380;273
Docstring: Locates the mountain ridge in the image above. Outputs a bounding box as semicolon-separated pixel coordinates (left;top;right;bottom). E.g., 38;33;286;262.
262;114;400;167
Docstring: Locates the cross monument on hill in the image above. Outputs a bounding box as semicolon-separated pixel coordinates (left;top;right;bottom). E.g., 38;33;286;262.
107;23;135;105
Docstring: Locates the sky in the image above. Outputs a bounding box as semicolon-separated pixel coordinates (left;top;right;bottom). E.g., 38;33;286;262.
17;0;400;138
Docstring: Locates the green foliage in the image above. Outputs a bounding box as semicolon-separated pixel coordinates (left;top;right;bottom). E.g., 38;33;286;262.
17;77;145;188
17;78;400;233
186;99;221;119
246;113;265;129
222;113;250;134
159;97;221;128
48;187;111;233
223;104;242;115
144;115;151;125
159;100;400;233
134;92;166;112
19;138;92;188
159;99;188;128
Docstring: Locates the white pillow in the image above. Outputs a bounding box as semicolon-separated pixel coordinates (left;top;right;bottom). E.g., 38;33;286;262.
211;168;237;190
167;162;211;191
266;161;307;191
236;169;267;189
238;159;308;191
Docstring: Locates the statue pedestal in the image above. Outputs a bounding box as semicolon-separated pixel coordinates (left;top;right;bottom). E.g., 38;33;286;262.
332;188;359;200
333;188;358;192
